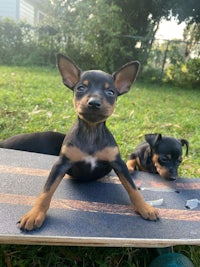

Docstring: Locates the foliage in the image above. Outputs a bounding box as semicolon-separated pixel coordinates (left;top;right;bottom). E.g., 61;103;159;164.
184;23;200;43
183;23;200;58
0;1;199;84
48;0;200;70
0;244;199;267
140;39;189;82
0;19;59;66
170;0;200;24
165;58;200;88
108;0;173;65
48;0;124;71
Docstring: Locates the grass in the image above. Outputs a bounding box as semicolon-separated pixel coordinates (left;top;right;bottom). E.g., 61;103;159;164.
0;66;199;177
0;66;200;266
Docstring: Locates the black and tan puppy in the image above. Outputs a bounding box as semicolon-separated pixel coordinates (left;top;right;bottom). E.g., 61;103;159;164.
17;54;158;230
126;133;189;180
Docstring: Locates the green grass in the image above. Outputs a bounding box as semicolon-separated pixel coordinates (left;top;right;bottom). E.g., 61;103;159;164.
0;66;199;177
0;66;200;266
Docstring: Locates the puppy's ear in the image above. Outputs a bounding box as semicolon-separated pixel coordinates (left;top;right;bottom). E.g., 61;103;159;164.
113;61;140;95
145;134;162;147
179;139;189;156
57;54;81;90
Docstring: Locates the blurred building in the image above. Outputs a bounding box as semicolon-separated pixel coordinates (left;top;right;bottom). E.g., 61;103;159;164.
0;0;46;25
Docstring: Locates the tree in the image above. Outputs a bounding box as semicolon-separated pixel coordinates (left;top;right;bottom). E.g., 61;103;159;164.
170;0;200;24
2;0;199;70
109;0;174;65
49;0;123;70
48;0;199;71
111;0;200;65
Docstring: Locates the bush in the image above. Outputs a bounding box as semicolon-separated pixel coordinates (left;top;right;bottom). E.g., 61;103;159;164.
139;67;162;83
165;58;200;88
0;19;58;66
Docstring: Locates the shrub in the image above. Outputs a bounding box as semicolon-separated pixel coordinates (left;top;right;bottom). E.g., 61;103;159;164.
0;19;58;66
164;58;200;88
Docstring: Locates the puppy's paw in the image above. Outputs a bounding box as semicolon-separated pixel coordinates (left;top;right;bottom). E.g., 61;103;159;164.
135;203;159;221
126;160;135;174
18;208;46;231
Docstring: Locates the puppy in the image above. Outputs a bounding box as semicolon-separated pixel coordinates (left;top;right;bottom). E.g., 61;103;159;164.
126;133;189;180
16;54;158;230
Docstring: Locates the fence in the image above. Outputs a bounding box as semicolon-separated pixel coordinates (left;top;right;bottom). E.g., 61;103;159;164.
121;34;200;80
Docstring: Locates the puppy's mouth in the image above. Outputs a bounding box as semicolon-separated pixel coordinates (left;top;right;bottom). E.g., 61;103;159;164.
76;104;114;124
155;165;178;180
78;111;108;123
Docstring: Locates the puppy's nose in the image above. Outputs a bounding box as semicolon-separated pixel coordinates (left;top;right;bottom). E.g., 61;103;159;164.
88;98;101;109
169;168;178;181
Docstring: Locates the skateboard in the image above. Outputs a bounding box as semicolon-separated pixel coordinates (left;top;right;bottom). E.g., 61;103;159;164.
0;148;199;247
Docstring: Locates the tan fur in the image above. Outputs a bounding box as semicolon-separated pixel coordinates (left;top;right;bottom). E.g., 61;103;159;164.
152;154;170;179
19;174;63;230
116;172;159;220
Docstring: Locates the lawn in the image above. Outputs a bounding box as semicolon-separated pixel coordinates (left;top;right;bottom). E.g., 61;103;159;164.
0;66;199;266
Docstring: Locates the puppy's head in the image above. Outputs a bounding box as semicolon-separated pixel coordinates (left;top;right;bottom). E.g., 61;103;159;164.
145;134;189;180
57;54;140;124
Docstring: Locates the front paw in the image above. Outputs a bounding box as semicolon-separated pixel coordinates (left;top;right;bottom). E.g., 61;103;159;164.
127;167;134;174
18;208;46;231
135;203;159;221
126;160;135;174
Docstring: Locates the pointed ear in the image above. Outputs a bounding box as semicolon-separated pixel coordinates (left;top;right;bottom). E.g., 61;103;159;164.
57;54;81;90
145;134;162;147
179;139;189;156
112;61;140;95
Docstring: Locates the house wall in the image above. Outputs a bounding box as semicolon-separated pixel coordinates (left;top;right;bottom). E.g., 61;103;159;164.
0;0;36;25
19;0;34;25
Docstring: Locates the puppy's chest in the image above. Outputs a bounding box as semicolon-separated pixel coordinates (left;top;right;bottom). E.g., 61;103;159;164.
61;144;118;165
61;145;118;180
84;155;97;170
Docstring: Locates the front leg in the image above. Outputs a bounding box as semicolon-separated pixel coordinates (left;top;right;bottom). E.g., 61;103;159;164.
126;157;137;173
19;156;71;231
112;156;159;220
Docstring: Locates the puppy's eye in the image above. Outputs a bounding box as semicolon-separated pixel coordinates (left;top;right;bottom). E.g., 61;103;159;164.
105;89;115;96
159;156;169;163
76;85;86;92
177;157;182;164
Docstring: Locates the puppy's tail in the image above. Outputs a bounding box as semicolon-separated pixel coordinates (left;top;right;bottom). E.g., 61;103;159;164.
180;139;189;156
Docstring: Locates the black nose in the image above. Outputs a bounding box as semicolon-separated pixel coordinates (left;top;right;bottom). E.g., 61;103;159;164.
168;167;178;181
88;98;101;109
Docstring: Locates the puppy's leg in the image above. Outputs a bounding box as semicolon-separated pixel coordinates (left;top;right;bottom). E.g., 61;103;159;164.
19;156;71;230
126;157;137;173
126;152;138;173
112;158;159;220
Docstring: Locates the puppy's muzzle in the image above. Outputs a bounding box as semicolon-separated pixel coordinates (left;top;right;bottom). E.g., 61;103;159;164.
87;97;101;109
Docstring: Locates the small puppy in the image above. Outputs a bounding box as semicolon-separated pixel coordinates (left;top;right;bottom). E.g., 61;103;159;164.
15;54;158;231
126;133;189;180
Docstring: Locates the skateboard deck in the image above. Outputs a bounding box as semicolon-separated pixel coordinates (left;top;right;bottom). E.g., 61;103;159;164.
0;148;200;247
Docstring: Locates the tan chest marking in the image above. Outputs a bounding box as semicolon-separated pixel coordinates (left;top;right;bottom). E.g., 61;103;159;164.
61;145;119;164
